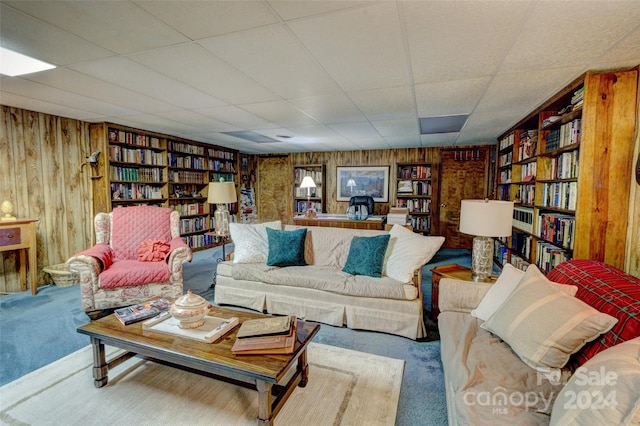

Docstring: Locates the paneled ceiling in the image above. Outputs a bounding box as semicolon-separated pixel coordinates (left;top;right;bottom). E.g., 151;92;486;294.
1;0;639;154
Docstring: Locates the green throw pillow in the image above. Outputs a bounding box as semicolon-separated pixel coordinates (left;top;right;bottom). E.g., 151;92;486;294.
266;227;307;267
342;234;390;278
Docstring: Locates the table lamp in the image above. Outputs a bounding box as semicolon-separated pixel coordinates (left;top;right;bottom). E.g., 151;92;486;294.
207;179;237;235
300;175;317;218
459;199;514;282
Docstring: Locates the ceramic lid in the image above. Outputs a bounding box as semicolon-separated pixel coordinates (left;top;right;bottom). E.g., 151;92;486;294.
173;290;207;308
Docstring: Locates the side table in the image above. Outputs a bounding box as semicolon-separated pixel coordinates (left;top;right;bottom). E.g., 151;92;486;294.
430;263;497;320
205;232;232;286
0;218;38;295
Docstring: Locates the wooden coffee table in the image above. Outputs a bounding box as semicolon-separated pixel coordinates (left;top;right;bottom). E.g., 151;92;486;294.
77;306;320;426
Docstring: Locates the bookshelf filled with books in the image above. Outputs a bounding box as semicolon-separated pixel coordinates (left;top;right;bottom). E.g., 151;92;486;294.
89;123;239;252
395;163;433;234
493;69;637;273
293;164;326;216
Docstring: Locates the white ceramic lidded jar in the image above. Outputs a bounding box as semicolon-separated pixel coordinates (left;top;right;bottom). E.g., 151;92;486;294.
169;290;212;329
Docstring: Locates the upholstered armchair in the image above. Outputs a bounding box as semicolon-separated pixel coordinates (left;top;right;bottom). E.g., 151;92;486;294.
67;205;192;316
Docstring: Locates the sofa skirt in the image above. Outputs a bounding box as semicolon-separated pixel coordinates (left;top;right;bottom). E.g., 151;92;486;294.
215;275;426;340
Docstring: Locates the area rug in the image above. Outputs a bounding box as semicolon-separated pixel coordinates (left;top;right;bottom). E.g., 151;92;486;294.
0;343;403;426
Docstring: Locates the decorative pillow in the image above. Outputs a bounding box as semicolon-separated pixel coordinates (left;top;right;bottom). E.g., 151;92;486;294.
481;264;618;373
266;228;307;267
471;264;578;321
550;337;640;426
342;234;390;278
229;221;281;263
384;224;444;282
137;239;170;262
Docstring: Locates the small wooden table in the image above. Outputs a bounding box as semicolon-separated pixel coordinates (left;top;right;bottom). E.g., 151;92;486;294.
77;307;320;426
293;214;384;230
0;218;38;294
430;263;497;320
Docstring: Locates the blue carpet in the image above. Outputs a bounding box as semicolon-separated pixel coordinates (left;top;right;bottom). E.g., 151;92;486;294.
0;246;471;425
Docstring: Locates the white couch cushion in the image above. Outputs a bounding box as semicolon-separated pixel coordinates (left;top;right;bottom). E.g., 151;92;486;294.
385;224;444;282
229;221;281;263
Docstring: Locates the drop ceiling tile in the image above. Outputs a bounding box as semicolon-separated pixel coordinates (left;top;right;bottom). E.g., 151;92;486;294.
415;77;491;117
595;25;640;65
267;1;367;21
457;111;517;145
6;1;189;54
371;118;419;138
240;100;319;128
420;133;459;147
0;76;139;117
289;94;366;124
385;136;422;148
199;25;341;99
194;105;279;130
128;43;278;105
69;57;225;109
287;2;411;91
0;4;113;65
500;1;640;73
113;114;192;136
135;1;280;40
347;86;416;121
0;91;106;122
328;122;386;147
402;1;530;84
152;110;239;132
23;68;178;114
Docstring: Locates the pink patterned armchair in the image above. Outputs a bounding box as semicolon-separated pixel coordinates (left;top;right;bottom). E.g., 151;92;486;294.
67;206;192;316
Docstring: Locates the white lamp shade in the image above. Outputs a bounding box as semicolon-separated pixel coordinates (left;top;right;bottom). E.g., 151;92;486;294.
459;200;514;237
207;182;237;204
300;176;316;189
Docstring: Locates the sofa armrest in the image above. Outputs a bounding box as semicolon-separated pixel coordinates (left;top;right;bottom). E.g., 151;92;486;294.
438;278;492;314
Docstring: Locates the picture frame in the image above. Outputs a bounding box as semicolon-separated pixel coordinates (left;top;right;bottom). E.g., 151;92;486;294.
336;166;389;202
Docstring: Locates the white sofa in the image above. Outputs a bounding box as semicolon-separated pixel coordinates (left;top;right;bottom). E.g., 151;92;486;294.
214;222;444;340
438;260;640;425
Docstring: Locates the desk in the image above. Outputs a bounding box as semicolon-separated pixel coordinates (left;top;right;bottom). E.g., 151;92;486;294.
0;218;38;295
293;215;384;231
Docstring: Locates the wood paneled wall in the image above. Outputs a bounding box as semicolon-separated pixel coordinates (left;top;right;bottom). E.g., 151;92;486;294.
0;106;93;292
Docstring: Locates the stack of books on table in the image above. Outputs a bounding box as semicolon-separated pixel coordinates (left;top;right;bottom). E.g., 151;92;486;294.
386;207;409;226
231;315;298;355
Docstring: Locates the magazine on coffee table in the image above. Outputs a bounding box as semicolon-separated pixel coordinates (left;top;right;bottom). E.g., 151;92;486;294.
142;313;239;343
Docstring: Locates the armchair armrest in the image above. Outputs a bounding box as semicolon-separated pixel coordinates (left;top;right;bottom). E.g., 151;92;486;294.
167;237;192;277
438;278;492;314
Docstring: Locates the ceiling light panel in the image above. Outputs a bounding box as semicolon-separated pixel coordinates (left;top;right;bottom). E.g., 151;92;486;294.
0;47;55;76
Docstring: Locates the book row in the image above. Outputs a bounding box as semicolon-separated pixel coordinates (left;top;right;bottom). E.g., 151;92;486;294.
168;153;207;170
540;181;577;211
544;118;581;152
410;215;431;232
294;168;323;183
209;160;236;173
550;150;579;180
208;148;235;161
498;168;511;184
172;202;205;216
516;130;538;162
295;187;319;197
498;151;512;167
536;241;569;274
111;183;163;201
515;183;535;205
498;133;515;151
180;216;208;234
170;170;206;184
536;212;575;250
295;201;322;213
512;206;533;233
182;233;228;249
168;141;205;156
109;129;161;148
110;166;164;183
397;165;432;179
494;240;508;265
109;146;166;165
510;253;530;271
396;198;431;213
511;231;533;259
397;180;432;196
520;162;536;181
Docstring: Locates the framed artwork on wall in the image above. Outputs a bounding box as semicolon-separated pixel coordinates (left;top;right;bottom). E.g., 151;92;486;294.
336;166;389;202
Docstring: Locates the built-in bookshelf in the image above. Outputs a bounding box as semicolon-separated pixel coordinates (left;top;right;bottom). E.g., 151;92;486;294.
293;164;326;215
395;163;433;234
89;123;239;251
493;69;637;273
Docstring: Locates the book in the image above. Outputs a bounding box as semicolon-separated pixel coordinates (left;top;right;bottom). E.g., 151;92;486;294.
114;298;171;325
236;315;295;339
143;314;239;343
231;321;297;355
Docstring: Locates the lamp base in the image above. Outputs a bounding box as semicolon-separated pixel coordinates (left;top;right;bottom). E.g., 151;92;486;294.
305;210;316;218
214;204;230;236
471;236;493;282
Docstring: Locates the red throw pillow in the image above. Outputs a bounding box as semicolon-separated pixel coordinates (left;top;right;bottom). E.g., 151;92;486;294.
137;239;170;262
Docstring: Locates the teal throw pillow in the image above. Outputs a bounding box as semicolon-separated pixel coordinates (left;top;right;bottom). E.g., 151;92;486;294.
342;234;390;278
266;227;307;267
